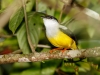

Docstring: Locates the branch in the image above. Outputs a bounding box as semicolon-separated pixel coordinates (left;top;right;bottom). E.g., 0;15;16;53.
60;0;100;21
0;47;100;64
74;1;100;21
83;8;100;21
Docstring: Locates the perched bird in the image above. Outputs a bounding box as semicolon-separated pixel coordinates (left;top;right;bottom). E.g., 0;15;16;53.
41;15;78;51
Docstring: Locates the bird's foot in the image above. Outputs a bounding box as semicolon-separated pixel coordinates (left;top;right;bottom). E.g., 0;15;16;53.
49;48;67;53
49;48;63;53
61;48;67;53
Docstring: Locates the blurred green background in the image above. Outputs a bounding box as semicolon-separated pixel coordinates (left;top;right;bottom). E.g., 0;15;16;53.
0;0;100;75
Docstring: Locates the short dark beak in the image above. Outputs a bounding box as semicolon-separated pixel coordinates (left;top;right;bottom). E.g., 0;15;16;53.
40;15;44;18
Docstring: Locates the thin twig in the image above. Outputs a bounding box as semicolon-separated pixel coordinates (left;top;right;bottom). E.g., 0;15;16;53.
21;0;35;53
59;5;64;23
35;0;38;11
0;34;13;38
11;49;22;54
11;44;51;54
55;0;58;9
63;11;81;26
36;44;51;48
0;0;2;9
75;1;100;21
59;0;74;23
73;0;100;21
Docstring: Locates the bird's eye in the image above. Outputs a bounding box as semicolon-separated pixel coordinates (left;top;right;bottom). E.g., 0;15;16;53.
50;16;53;19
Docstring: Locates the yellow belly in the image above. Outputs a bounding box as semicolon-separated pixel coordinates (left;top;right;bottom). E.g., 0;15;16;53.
47;31;77;49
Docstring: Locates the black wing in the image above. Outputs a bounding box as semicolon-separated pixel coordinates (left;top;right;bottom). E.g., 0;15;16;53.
59;25;78;45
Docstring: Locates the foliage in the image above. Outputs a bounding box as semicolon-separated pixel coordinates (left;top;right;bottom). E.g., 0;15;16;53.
0;0;100;75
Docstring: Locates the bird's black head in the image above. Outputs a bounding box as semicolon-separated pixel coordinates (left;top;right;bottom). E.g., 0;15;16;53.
41;15;58;21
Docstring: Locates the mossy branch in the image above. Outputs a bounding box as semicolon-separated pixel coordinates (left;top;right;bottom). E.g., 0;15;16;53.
0;47;100;64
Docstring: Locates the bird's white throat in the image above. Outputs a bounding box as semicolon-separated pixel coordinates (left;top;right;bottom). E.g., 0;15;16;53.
43;18;59;37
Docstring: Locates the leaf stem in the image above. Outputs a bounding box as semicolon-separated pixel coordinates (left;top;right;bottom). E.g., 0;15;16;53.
0;0;2;9
35;0;38;11
21;0;36;53
59;5;65;23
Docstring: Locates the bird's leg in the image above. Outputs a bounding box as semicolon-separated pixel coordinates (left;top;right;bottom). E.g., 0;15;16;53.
61;48;67;53
49;47;71;53
49;48;63;53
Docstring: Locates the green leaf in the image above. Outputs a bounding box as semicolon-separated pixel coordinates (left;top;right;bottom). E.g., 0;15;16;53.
13;62;30;69
17;12;44;54
76;62;90;72
10;73;20;75
26;0;35;12
60;63;76;72
17;23;31;54
9;8;24;33
79;40;100;49
41;60;62;75
21;68;40;75
27;12;43;48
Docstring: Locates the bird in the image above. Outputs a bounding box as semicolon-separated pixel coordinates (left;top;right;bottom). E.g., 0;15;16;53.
41;15;78;51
